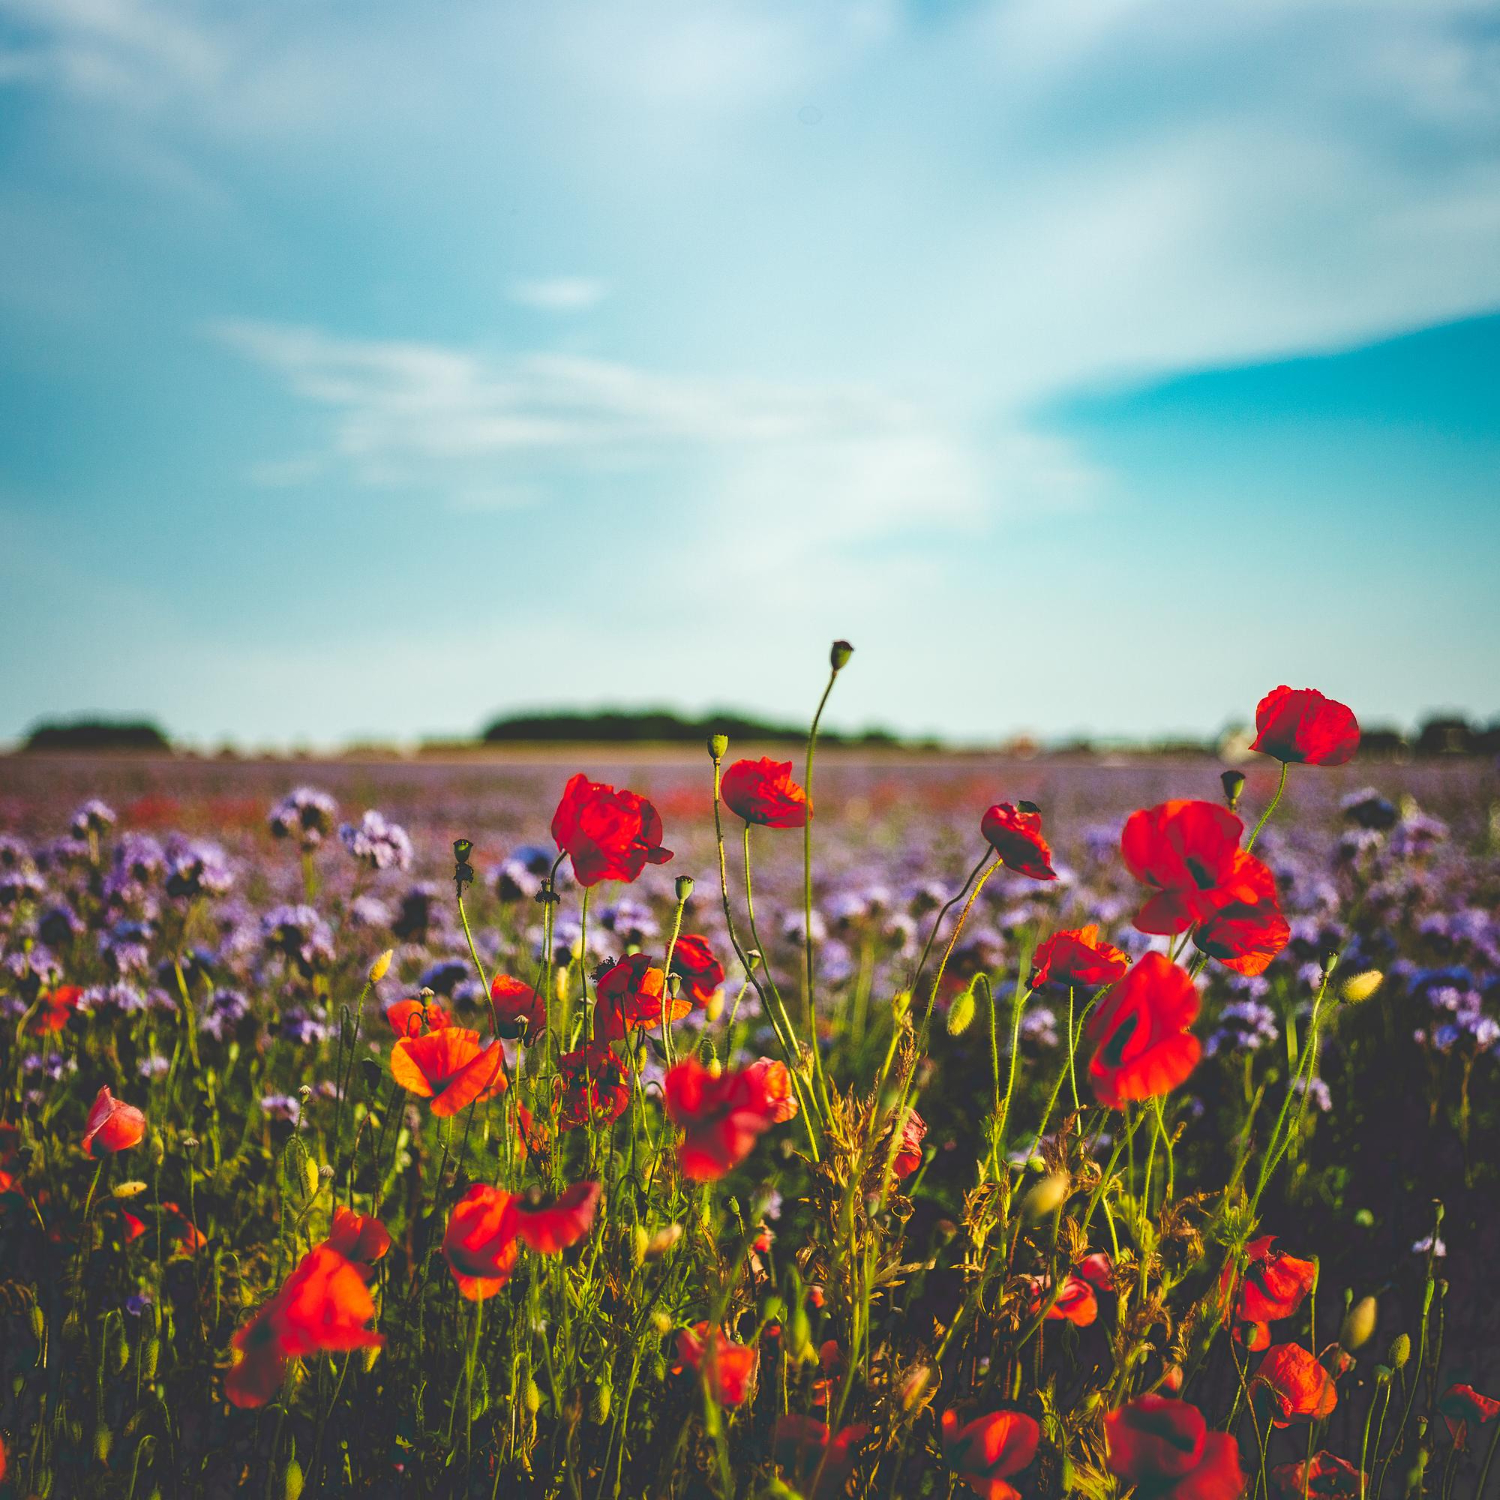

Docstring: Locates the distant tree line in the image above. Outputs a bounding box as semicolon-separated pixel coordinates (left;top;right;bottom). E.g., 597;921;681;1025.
478;708;903;748
20;719;172;753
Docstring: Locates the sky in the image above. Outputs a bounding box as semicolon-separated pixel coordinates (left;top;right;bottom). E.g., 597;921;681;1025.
1;0;1497;749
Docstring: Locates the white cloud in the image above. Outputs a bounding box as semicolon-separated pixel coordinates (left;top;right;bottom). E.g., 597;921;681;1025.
507;277;609;313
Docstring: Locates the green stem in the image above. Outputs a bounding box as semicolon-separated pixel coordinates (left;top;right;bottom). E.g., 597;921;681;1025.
1245;761;1289;853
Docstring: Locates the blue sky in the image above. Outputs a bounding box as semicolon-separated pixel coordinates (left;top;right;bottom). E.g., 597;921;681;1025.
1;0;1497;748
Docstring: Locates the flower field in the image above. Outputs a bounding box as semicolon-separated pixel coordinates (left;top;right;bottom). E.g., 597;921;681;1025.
1;655;1498;1499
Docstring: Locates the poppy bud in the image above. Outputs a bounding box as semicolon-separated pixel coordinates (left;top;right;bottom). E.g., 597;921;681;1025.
704;989;724;1023
303;1159;320;1200
1161;1364;1184;1392
1388;1334;1410;1369
708;734;729;761
283;1455;304;1500
1220;769;1246;811
1021;1172;1070;1224
524;1379;543;1415
1341;1296;1377;1352
591;1380;612;1424
632;1225;649;1264
369;949;393;984
900;1364;933;1412
892;990;912;1021
112;1180;147;1200
31;1303;45;1343
645;1224;682;1259
1341;970;1384;1004
830;640;854;671
1354;1208;1375;1228
95;1427;113;1464
675;875;694;903
946;986;977;1037
651;1308;672;1335
789;1302;814;1362
144;1337;159;1379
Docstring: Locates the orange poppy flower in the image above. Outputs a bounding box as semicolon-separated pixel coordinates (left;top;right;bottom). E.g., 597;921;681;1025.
1026;1274;1098;1326
385;997;451;1038
511;1181;600;1254
551;773;673;886
1104;1394;1245;1499
225;1245;384;1408
1271;1452;1363;1498
83;1086;146;1156
670;934;725;1008
941;1409;1041;1500
1085;953;1201;1109
664;1058;783;1181
980;803;1057;881
1030;927;1129;990
720;758;810;829
1250;686;1360;767
31;984;83;1034
675;1323;757;1405
594;954;687;1041
489;974;546;1040
389;1027;507;1117
555;1044;631;1131
1438;1384;1500;1448
744;1058;799;1123
1253;1344;1338;1427
1221;1236;1317;1348
772;1416;871;1499
323;1204;391;1270
442;1184;520;1301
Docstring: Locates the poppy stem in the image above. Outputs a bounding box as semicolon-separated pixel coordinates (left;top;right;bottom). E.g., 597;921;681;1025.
802;661;841;1107
660;888;688;1069
457;891;497;1034
1245;761;1289;853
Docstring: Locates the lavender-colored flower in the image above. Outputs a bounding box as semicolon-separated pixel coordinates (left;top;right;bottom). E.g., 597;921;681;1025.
37;903;84;947
1020;1005;1060;1049
268;787;339;849
1390;813;1448;859
417;958;470;997
137;1054;171;1079
164;838;234;900
100;919;154;977
1412;1234;1446;1257
339;811;413;872
0;865;46;909
1293;1075;1333;1112
259;1093;301;1122
124;1293;152;1317
392;883;444;943
1340;788;1398;831
601;896;658;945
0;835;33;871
200;987;252;1042
262;904;335;976
349;894;394;929
71;799;118;838
1204;999;1279;1058
4;945;61;994
279;1007;332;1045
80;983;148;1015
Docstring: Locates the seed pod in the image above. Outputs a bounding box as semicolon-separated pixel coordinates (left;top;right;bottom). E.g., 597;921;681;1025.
1388;1333;1411;1369
946;986;976;1037
708;734;729;761
1341;1296;1378;1351
369;949;394;984
674;875;695;903
1220;769;1246;811
830;640;854;671
1021;1172;1070;1224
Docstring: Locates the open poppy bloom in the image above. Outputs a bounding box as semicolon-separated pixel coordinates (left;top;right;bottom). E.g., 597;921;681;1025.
1253;1344;1338;1426
1438;1384;1500;1448
1030;926;1128;990
744;1057;799;1122
676;1322;758;1404
980;803;1057;881
664;1058;784;1180
1120;801;1289;976
225;1245;384;1408
323;1204;391;1271
442;1184;521;1300
83;1086;147;1156
1271;1452;1363;1498
555;1044;631;1131
163;1201;207;1253
488;974;546;1040
1085;953;1201;1108
887;1108;927;1179
772;1415;871;1498
1250;686;1360;767
512;1180;601;1254
385;996;451;1038
1105;1395;1245;1500
390;1027;507;1117
720;758;810;828
1076;1251;1115;1290
670;934;725;1008
1221;1236;1317;1349
941;1408;1041;1500
551;773;673;886
31;984;83;1034
594;953;686;1040
1026;1274;1098;1327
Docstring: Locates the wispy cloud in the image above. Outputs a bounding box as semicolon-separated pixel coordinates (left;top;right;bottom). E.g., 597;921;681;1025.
507;278;608;313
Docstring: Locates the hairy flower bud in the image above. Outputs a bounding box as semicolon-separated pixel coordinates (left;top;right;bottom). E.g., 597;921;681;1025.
1341;1295;1378;1352
946;986;977;1037
369;949;393;984
1341;970;1384;1004
112;1180;147;1200
1021;1172;1070;1224
524;1379;543;1415
1388;1333;1411;1369
283;1456;304;1500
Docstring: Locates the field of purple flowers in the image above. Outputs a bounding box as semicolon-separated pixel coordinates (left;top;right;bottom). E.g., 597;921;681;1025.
1;694;1498;1498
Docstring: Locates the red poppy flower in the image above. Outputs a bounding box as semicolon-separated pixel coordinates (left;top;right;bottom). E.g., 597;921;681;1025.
1438;1384;1500;1448
1105;1396;1245;1500
114;1205;147;1243
163;1201;207;1253
1271;1452;1363;1498
594;953;687;1041
670;934;725;1008
489;974;546;1040
323;1204;391;1270
1120;801;1289;976
676;1323;757;1405
556;1044;631;1131
720;758;810;829
1253;1344;1338;1427
1026;1274;1098;1326
31;984;83;1034
512;1180;600;1254
225;1245;384;1408
980;803;1057;881
1227;1237;1317;1330
83;1086;147;1156
390;1027;507;1117
1250;687;1360;767
442;1184;520;1301
1085;953;1201;1109
1030;927;1129;990
772;1416;871;1498
551;773;673;886
888;1109;927;1179
1077;1251;1115;1290
941;1408;1041;1500
664;1058;783;1180
744;1057;799;1122
385;996;451;1038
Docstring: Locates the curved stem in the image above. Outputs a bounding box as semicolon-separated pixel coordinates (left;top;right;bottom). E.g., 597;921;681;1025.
802;665;840;1102
1245;761;1289;853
